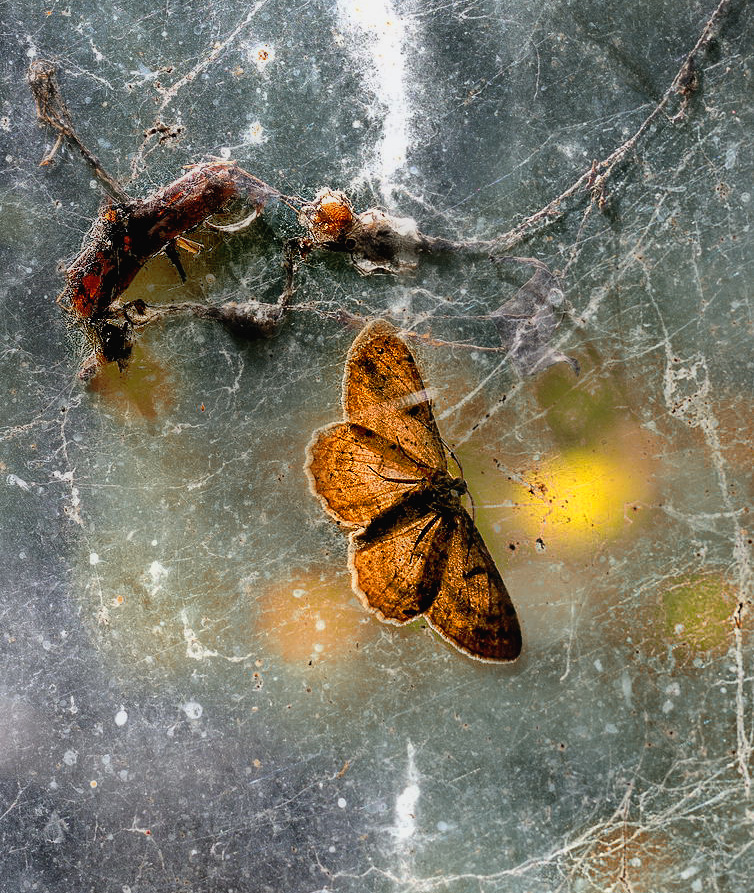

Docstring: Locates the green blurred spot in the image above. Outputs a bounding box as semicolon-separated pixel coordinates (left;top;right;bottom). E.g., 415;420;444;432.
661;573;733;654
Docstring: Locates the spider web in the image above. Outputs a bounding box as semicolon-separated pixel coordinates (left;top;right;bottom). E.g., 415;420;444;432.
0;1;752;891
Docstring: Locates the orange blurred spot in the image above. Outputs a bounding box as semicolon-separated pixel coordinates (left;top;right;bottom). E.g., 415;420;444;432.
255;569;378;664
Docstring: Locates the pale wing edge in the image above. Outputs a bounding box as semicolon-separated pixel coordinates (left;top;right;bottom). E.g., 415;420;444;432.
347;533;420;627
304;421;365;530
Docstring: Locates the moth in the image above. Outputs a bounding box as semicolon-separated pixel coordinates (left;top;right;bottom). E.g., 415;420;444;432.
305;320;521;662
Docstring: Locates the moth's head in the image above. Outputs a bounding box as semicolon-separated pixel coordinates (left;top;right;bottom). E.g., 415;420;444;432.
448;476;467;499
431;471;467;502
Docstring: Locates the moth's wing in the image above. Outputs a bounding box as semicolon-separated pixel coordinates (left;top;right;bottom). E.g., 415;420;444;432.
305;421;431;528
426;510;521;662
349;503;447;623
344;321;447;471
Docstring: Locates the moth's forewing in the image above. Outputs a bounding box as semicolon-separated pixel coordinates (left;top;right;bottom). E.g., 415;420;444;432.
349;503;447;623
344;321;447;471
305;421;431;528
426;510;521;662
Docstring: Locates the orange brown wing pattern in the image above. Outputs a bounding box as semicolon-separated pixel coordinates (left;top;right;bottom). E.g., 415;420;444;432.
425;510;521;662
349;500;520;662
343;321;447;471
305;421;433;528
349;502;448;623
305;319;522;662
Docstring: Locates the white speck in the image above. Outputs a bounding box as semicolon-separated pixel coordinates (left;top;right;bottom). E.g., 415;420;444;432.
315;619;326;631
89;179;98;189
436;820;449;832
662;699;675;713
6;474;30;491
691;880;703;892
247;43;275;72
89;553;100;566
146;561;169;595
313;643;325;653
114;707;128;727
151;539;158;546
337;797;347;808
219;147;232;160
593;659;604;672
741;192;750;203
394;782;420;839
621;670;632;707
292;589;306;599
665;682;681;696
182;701;203;720
604;723;619;735
242;120;267;145
681;865;700;880
149;561;168;583
352;119;363;128
63;749;78;766
392;741;420;840
674;622;685;635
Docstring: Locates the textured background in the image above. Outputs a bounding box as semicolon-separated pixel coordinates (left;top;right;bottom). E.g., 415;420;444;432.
0;1;752;891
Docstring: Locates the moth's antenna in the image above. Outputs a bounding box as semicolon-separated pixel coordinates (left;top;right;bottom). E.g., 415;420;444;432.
467;488;477;525
443;437;464;478
443;439;476;523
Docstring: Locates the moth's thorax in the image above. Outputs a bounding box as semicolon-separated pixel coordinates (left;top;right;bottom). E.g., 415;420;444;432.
428;470;467;507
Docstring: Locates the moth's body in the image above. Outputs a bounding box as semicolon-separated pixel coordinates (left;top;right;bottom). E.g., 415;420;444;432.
305;320;521;662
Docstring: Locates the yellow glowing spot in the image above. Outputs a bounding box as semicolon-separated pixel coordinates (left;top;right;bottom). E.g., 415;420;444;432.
90;780;98;788
508;446;654;549
115;595;125;605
